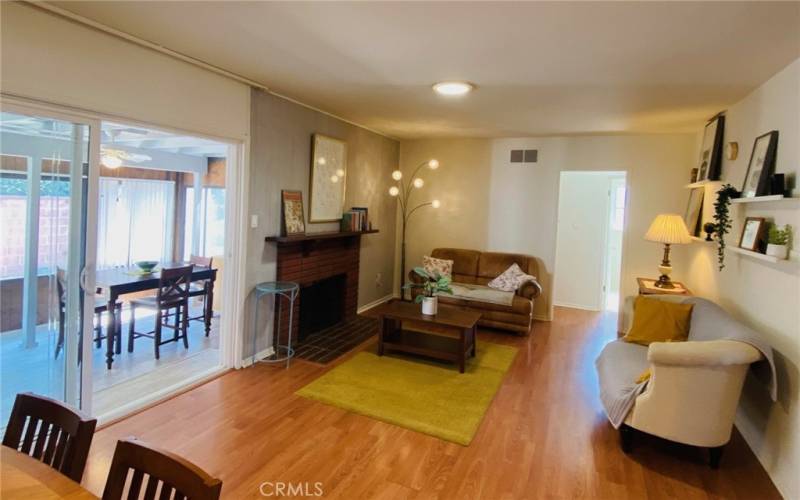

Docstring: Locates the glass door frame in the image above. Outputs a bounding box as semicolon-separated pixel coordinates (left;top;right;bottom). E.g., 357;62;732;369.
2;99;101;415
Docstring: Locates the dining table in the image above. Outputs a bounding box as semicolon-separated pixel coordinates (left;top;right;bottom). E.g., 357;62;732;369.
0;446;97;499
95;263;217;369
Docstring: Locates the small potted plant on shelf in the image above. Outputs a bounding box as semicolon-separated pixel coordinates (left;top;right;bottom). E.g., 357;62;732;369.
403;267;453;315
766;224;792;260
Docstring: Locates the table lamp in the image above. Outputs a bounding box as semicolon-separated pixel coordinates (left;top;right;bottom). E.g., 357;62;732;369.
644;214;692;289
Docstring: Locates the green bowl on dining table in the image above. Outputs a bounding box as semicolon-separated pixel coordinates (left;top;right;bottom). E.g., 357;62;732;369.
134;261;159;274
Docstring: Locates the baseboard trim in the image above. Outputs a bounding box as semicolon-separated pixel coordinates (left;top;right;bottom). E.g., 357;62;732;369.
553;301;602;312
240;346;277;368
357;294;394;314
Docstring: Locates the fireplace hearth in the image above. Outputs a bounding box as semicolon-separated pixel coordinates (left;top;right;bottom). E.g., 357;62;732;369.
268;232;371;345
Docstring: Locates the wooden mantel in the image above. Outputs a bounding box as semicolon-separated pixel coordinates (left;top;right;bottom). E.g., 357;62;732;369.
265;229;379;245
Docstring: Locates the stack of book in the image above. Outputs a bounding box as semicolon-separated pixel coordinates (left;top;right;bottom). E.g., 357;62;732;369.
341;207;369;232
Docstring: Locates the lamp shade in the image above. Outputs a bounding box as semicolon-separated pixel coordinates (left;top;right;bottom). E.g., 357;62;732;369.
644;214;692;244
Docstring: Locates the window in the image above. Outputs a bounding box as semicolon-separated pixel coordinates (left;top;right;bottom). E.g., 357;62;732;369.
183;186;225;260
96;178;175;269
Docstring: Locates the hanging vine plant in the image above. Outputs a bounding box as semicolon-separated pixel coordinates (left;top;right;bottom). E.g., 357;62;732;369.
713;184;740;270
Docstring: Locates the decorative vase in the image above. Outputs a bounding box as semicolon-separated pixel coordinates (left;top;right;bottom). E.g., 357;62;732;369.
766;243;789;260
421;296;438;316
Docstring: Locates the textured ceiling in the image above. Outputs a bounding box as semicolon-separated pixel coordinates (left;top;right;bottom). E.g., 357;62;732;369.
50;1;800;139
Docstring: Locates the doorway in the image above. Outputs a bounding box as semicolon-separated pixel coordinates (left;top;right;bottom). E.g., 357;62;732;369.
1;97;247;425
553;171;627;312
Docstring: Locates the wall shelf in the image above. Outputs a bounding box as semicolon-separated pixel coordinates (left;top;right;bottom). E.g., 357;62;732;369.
685;180;710;189
726;246;794;264
730;195;794;204
690;236;714;244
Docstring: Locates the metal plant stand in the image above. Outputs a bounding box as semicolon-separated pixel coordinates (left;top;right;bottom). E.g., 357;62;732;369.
251;281;299;368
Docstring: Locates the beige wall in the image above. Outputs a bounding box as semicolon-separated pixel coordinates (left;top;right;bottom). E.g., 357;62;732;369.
399;134;696;322
247;90;399;355
0;2;250;141
683;59;800;499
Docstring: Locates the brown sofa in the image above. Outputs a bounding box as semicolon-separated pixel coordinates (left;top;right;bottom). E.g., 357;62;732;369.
410;248;543;336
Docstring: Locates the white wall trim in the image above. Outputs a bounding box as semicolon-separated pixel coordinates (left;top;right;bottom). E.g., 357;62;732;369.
357;294;394;314
239;346;276;368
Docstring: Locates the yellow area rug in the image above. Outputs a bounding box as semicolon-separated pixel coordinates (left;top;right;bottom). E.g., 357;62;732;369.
296;343;517;445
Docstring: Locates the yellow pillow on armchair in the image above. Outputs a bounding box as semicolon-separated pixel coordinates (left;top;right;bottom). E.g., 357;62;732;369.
624;296;694;346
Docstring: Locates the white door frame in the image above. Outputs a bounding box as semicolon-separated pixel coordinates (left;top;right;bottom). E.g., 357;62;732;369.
551;170;627;315
2;93;251;410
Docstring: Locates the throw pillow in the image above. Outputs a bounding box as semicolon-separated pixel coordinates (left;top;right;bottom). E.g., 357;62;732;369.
423;255;453;279
487;263;537;292
623;296;694;346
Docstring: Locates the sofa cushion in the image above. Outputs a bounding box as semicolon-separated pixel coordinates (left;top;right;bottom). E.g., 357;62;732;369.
423;255;453;279
624;296;693;346
487;263;536;292
438;288;532;315
449;283;514;306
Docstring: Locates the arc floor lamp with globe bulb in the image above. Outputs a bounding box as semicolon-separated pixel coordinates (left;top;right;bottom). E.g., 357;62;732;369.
389;159;441;299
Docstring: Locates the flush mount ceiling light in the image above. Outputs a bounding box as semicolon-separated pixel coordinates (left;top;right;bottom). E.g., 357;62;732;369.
432;81;473;97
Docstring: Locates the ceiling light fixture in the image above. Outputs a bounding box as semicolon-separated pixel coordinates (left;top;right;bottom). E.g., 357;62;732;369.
433;81;473;97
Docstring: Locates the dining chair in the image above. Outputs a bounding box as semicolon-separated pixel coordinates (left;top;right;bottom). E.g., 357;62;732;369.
186;255;213;336
55;267;122;360
2;392;97;483
102;437;222;500
128;264;194;360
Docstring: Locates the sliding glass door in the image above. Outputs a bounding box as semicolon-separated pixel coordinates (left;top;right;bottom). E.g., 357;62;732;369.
0;106;98;425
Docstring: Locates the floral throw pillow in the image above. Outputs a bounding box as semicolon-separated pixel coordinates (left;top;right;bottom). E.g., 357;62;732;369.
423;255;454;279
488;263;537;292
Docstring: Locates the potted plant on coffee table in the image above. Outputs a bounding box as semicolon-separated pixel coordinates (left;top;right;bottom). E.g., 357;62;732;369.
766;223;792;260
403;267;453;315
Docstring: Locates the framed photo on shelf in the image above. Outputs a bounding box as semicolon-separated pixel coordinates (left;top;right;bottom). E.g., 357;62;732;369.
738;217;766;252
684;187;704;236
741;131;779;198
696;114;725;182
281;190;306;236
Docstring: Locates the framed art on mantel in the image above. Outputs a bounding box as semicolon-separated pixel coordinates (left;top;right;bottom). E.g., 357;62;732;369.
309;134;347;223
741;131;779;199
696;114;725;182
281;190;305;236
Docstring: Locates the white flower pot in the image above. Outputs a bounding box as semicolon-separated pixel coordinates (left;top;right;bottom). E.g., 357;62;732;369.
766;243;789;260
421;296;438;316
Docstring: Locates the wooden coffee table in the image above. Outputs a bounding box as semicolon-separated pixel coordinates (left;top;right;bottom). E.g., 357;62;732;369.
373;300;481;373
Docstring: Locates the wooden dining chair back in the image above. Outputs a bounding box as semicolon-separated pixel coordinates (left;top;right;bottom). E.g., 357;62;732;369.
2;392;97;482
187;255;214;335
156;265;195;308
103;438;222;500
128;265;194;359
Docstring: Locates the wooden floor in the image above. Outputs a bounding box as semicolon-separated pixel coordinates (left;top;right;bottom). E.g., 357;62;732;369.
82;307;781;499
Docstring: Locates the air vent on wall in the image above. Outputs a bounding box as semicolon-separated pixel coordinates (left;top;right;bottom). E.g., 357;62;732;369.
510;149;538;163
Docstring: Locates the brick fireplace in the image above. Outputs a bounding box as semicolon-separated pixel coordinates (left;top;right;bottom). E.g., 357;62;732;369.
267;232;375;344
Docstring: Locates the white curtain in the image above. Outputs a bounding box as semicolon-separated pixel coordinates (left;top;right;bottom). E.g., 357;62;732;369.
97;178;175;269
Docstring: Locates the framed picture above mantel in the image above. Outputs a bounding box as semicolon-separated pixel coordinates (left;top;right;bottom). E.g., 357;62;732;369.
309;134;347;223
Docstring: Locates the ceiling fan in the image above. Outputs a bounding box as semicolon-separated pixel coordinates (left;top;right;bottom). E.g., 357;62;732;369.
100;147;152;169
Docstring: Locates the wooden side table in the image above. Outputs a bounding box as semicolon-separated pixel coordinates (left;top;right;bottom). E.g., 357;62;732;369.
637;277;692;296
